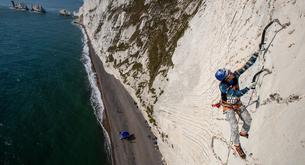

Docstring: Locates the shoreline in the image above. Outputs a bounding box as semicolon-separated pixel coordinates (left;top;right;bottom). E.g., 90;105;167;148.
79;25;113;163
80;25;163;165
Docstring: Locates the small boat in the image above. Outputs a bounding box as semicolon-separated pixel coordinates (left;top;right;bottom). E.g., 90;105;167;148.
11;1;29;11
31;4;46;13
59;9;71;16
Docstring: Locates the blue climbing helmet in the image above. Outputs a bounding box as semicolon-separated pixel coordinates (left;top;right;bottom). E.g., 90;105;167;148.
215;68;229;81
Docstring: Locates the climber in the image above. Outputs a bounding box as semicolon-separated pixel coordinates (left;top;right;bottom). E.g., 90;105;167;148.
214;52;259;159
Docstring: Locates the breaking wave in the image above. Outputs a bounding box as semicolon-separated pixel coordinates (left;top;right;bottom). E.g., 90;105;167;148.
80;27;112;159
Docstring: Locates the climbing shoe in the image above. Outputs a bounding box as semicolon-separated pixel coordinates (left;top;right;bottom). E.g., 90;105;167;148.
234;145;246;159
239;132;249;138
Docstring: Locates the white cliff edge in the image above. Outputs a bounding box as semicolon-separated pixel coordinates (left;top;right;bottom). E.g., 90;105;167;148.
79;0;305;164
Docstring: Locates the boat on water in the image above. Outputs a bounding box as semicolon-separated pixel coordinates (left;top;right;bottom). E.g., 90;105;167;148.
59;9;71;16
31;4;46;13
11;1;29;11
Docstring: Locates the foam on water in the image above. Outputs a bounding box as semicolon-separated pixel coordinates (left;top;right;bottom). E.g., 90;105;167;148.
80;27;112;158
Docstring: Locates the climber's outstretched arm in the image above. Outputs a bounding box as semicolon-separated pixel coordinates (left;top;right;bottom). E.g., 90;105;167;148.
234;52;259;77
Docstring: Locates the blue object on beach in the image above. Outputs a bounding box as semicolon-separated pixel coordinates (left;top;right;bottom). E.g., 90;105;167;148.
119;131;130;140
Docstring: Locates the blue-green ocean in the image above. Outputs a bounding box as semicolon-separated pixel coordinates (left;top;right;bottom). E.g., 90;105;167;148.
0;1;110;165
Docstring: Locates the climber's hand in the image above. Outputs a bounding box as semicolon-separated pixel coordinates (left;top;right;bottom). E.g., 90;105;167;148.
249;82;257;89
253;52;259;57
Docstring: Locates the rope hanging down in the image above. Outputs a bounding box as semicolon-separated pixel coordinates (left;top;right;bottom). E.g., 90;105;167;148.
245;19;290;108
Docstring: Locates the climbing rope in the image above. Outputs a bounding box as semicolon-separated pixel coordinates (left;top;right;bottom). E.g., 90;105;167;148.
245;19;289;109
245;68;272;110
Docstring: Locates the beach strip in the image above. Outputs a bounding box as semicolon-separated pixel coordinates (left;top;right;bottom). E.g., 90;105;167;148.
82;26;163;165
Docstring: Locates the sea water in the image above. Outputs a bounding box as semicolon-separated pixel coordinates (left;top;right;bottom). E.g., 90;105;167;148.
0;2;110;165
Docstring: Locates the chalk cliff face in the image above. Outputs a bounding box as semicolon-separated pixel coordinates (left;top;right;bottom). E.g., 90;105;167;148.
78;0;203;127
79;0;305;164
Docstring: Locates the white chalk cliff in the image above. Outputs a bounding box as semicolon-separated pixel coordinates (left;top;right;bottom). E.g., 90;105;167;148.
78;0;305;164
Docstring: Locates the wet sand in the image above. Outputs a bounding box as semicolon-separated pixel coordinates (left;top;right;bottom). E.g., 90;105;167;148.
83;27;163;165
